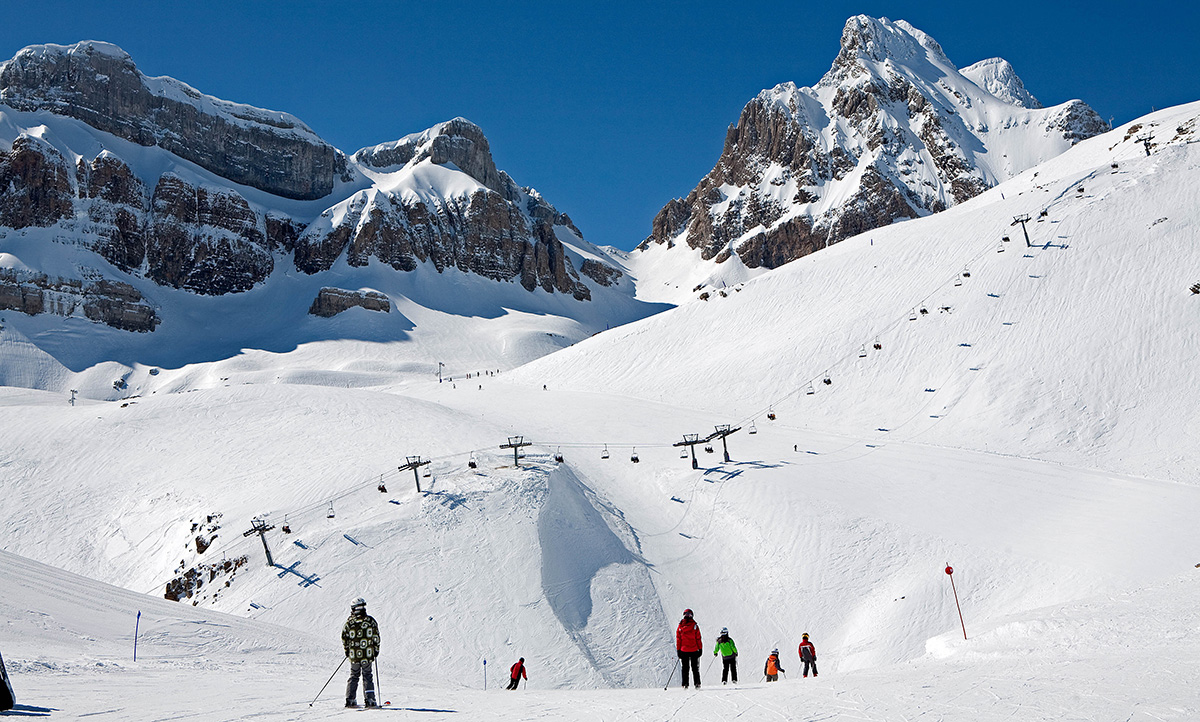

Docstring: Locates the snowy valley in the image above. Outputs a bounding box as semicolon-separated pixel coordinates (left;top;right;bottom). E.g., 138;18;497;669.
2;17;1200;722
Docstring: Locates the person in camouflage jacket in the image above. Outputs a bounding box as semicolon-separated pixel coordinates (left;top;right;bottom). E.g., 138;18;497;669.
342;597;380;708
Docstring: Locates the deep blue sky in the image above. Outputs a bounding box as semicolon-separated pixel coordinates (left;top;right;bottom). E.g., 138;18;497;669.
3;1;1196;250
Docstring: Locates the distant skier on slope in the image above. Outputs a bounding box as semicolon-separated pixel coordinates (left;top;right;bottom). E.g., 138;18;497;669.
507;657;527;690
713;627;738;685
676;608;703;688
764;649;784;682
341;597;380;708
799;633;818;677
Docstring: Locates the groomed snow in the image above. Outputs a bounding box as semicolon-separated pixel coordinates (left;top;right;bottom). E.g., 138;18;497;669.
2;104;1199;720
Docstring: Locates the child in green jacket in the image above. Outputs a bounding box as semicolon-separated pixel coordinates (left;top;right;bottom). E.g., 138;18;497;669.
713;627;738;684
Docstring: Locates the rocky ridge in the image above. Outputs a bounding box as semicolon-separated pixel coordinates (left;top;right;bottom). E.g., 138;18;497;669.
0;42;626;332
636;16;1108;290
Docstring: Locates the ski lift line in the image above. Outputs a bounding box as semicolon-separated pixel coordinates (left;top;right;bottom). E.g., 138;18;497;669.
728;218;1059;430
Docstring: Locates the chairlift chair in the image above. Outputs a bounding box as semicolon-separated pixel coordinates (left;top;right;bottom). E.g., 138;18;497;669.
282;516;292;534
962;268;971;278
601;445;610;460
468;454;478;469
909;309;918;321
859;345;867;358
823;374;832;385
680;448;688;459
554;447;565;463
873;340;882;350
705;444;714;454
806;383;816;395
749;422;758;435
631;448;640;463
767;410;776;421
954;277;962;287
423;466;432;478
997;242;1006;253
327;502;336;519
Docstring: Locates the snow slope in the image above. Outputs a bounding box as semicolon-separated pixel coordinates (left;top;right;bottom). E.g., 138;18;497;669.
522;102;1200;482
2;103;1199;720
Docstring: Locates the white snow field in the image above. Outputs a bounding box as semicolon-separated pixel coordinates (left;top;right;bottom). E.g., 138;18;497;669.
2;104;1200;720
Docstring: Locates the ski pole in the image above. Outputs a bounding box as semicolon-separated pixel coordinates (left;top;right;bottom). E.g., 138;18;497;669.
663;656;681;690
374;658;382;706
310;656;348;707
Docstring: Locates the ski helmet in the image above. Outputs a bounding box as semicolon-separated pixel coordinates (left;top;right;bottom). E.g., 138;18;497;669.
721;627;729;635
351;597;367;609
802;633;809;639
772;649;779;655
683;608;693;618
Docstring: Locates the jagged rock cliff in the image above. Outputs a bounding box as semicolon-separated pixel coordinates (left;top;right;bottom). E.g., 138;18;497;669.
0;41;343;200
635;15;1108;292
0;42;628;333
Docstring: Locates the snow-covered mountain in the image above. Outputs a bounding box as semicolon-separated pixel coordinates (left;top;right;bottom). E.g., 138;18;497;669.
1;93;1198;719
631;16;1109;302
0;41;655;370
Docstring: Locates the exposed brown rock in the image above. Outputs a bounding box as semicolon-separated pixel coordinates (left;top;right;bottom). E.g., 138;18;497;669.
0;136;74;228
308;287;391;317
0;42;339;200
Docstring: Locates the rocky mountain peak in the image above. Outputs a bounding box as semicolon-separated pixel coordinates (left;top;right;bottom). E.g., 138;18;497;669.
961;57;1043;109
827;15;950;83
634;15;1108;300
355;118;517;201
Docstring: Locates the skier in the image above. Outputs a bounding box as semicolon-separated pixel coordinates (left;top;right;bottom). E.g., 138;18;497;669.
764;649;785;682
506;657;527;690
676;608;703;688
799;633;818;677
713;626;738;685
341;597;380;708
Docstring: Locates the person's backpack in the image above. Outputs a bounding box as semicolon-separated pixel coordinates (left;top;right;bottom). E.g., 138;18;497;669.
765;655;779;675
0;651;15;711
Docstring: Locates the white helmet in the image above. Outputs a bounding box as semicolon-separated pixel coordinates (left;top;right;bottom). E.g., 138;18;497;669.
351;597;366;609
721;627;729;635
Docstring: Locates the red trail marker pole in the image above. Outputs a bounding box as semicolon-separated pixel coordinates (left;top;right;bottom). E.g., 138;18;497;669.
945;564;967;640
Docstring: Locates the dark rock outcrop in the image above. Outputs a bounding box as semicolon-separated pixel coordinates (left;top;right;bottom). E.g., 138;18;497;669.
0;41;340;200
0;135;74;228
147;173;272;294
308;287;391;317
0;269;159;332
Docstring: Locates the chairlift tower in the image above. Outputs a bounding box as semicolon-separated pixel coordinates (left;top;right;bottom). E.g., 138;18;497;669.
499;436;532;468
438;362;445;383
242;518;276;567
1136;134;1154;156
673;433;703;469
1011;214;1032;247
399;455;431;493
705;424;741;463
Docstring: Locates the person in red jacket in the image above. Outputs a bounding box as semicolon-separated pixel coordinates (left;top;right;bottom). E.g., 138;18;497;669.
506;657;527;690
675;608;703;688
799;633;818;677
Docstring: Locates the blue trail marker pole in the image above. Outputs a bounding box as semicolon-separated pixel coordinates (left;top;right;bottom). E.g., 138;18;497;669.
483;659;487;690
133;611;141;661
